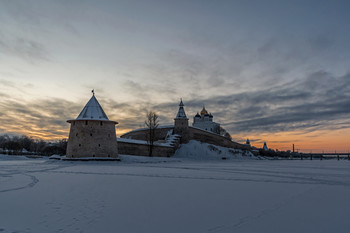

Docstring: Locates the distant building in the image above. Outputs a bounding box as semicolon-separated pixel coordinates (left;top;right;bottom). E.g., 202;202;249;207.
66;92;118;158
192;106;220;134
263;142;268;151
246;139;251;147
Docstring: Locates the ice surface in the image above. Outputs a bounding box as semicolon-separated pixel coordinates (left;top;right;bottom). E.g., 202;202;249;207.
1;154;350;233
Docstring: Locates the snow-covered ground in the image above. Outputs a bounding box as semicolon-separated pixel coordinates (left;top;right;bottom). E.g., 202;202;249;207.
1;154;350;233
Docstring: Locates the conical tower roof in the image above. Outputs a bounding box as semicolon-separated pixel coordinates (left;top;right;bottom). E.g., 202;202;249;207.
175;98;188;119
76;94;109;120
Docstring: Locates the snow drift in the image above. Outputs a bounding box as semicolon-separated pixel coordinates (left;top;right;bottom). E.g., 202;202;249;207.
173;140;256;160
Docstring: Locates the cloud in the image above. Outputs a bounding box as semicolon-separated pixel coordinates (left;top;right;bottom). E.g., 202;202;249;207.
132;70;350;135
0;30;50;62
1;70;349;140
0;97;81;139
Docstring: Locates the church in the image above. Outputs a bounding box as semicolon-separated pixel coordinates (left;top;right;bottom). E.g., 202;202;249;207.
193;106;220;134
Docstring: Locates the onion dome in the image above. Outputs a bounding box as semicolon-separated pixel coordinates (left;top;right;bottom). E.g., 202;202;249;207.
195;112;201;118
209;113;213;118
200;105;208;115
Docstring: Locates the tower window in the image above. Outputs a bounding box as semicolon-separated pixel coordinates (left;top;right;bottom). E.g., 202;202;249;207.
98;144;101;147
79;144;81;147
100;121;103;126
85;121;88;125
90;133;92;136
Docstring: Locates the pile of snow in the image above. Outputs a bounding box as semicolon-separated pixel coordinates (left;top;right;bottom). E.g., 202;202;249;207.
173;140;257;160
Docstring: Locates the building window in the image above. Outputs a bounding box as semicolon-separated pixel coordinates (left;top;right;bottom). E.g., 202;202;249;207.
98;144;101;147
79;144;81;147
85;121;88;125
93;154;95;157
76;133;78;136
100;121;103;126
108;134;110;138
73;122;75;126
90;133;92;136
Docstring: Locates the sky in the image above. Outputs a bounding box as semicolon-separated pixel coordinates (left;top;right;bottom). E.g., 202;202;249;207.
0;0;350;152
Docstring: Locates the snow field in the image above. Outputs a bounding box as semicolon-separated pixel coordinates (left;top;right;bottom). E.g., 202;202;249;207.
1;154;350;233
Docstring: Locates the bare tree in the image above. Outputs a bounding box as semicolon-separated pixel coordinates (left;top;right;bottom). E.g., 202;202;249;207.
145;111;159;156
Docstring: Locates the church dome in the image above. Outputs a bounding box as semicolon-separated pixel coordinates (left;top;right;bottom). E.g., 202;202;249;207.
195;112;201;118
200;106;208;115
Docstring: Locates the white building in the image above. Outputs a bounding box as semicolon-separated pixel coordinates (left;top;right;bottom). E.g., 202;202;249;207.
192;106;220;134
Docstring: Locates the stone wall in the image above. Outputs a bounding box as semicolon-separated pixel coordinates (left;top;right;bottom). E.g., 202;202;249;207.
66;120;118;158
119;125;250;157
188;127;250;150
120;127;173;141
117;141;174;157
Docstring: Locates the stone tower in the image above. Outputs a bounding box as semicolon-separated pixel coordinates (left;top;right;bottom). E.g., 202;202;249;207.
174;99;189;143
66;92;118;158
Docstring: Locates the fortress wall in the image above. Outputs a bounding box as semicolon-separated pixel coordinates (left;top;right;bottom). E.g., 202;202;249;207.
120;127;173;141
117;141;175;157
188;127;250;150
66;120;118;158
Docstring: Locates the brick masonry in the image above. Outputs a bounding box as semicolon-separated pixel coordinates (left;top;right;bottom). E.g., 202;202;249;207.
66;120;118;158
118;124;249;156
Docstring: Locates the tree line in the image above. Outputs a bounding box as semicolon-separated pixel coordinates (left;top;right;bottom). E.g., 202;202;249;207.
0;135;67;156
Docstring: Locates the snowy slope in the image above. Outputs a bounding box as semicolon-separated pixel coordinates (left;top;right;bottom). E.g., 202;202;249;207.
174;140;256;160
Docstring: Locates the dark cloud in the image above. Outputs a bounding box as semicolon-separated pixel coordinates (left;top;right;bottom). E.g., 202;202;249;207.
0;97;81;139
131;71;350;135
